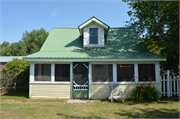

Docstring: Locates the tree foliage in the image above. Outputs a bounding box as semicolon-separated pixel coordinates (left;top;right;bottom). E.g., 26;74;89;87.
1;58;30;92
123;1;179;74
0;27;49;56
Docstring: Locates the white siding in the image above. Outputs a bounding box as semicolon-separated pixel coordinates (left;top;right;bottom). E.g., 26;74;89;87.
83;27;88;46
31;84;70;98
100;27;104;46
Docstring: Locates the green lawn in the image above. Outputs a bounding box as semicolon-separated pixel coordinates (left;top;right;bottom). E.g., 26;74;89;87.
1;91;179;118
1;90;68;102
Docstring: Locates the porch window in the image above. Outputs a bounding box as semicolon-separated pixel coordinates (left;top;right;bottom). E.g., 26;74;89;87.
55;64;70;81
138;64;156;81
92;64;113;82
34;64;51;81
117;64;135;82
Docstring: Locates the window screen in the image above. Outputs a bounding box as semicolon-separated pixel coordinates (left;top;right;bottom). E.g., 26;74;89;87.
74;64;88;85
55;64;70;81
117;64;134;82
35;64;51;81
92;64;113;82
138;64;155;81
89;28;98;44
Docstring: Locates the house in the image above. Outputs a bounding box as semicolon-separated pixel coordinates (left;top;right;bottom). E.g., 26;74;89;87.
23;16;166;99
0;56;23;72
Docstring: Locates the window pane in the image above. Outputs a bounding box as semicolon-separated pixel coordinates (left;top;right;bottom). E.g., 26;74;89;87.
90;28;98;35
117;64;134;82
92;64;113;82
35;64;51;81
90;36;98;44
55;64;70;81
138;64;155;81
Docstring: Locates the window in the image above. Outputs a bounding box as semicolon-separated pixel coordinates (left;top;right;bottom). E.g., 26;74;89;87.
138;64;155;81
35;64;51;81
55;64;70;81
92;64;113;82
117;64;134;82
95;64;103;69
89;28;98;44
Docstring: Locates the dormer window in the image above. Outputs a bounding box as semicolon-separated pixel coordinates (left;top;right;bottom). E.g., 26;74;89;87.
89;28;98;44
78;16;110;47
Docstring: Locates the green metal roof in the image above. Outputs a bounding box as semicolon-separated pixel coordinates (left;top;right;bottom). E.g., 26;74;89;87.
23;27;166;62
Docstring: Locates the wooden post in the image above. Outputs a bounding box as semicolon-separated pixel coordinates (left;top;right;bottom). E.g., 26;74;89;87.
170;75;172;97
135;63;138;83
51;63;54;83
173;75;175;96
113;63;117;84
88;63;91;99
163;76;165;96
167;70;170;97
156;62;161;98
29;62;34;98
70;63;73;99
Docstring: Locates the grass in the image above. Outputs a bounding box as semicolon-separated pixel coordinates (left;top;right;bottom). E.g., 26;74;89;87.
1;90;68;102
1;91;179;118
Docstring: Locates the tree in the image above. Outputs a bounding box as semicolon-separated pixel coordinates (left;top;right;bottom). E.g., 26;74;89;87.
7;41;27;56
0;41;10;56
123;1;179;74
0;41;10;48
21;27;49;55
1;58;30;92
0;27;49;56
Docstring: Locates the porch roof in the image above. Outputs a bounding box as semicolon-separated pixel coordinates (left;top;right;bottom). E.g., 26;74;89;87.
23;27;166;62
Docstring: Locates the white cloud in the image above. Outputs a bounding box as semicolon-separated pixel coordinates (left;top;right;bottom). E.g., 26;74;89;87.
51;12;57;17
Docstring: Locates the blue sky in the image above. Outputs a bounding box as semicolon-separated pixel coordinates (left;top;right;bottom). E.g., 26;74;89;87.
1;0;131;44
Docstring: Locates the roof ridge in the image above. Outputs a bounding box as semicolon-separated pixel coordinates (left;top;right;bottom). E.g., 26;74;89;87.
110;27;132;29
52;27;78;29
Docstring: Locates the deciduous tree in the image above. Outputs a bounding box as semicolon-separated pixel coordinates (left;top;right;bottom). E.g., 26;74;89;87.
123;1;179;74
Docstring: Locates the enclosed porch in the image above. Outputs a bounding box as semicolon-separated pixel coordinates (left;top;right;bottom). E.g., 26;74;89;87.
29;62;161;99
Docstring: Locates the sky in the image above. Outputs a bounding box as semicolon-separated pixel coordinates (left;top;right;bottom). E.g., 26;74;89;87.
1;0;132;44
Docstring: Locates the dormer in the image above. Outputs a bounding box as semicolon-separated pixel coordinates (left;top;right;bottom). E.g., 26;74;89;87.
78;16;110;47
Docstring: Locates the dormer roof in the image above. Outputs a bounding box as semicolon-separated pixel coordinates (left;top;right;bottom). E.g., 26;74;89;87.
78;16;110;36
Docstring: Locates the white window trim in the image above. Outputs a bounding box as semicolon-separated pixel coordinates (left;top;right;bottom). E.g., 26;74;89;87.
116;63;135;83
137;63;157;83
32;63;71;84
91;63;114;84
90;62;159;84
54;63;71;83
87;26;101;46
33;63;52;83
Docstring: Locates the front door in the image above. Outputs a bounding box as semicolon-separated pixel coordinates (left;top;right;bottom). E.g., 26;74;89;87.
73;62;89;98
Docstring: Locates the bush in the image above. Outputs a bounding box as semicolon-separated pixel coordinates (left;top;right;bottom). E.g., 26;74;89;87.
1;58;30;92
130;82;159;102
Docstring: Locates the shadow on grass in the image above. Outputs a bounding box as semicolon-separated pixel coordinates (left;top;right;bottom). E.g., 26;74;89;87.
1;90;29;99
115;107;179;118
56;113;101;118
159;97;179;102
100;97;179;105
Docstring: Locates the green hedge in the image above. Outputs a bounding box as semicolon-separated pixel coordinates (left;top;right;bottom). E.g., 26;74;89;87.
1;58;30;92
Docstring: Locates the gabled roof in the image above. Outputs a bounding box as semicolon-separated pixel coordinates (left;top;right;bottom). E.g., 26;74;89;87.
23;27;166;62
78;16;110;35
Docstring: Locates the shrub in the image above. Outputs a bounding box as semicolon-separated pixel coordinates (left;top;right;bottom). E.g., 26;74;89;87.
1;58;30;92
130;81;159;102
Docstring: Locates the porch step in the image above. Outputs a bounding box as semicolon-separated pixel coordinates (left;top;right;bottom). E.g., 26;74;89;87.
67;99;94;104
